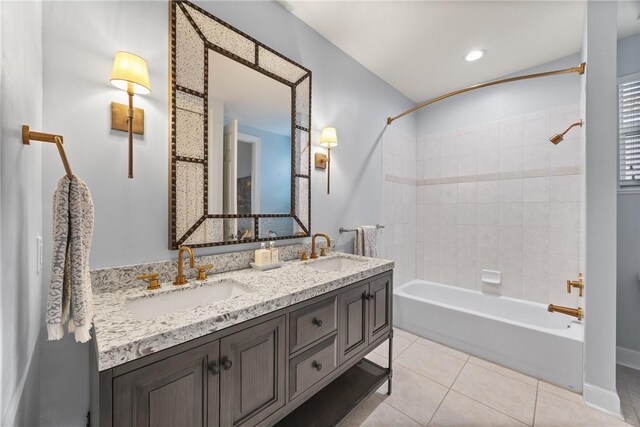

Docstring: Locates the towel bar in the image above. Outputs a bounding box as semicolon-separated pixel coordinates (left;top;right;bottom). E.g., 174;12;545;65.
22;125;73;178
339;224;385;233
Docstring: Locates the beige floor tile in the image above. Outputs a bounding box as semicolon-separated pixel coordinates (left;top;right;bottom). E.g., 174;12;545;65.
429;390;528;427
340;395;384;427
534;390;630;427
373;335;415;360
538;381;583;405
371;365;448;425
396;341;467;387
468;356;538;387
394;327;420;342
452;363;537;425
416;337;469;361
365;351;389;368
341;399;421;427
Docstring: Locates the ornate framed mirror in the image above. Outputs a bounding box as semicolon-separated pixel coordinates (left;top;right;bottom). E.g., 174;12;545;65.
169;0;312;249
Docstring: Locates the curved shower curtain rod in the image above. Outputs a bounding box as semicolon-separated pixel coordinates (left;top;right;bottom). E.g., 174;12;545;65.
386;62;586;125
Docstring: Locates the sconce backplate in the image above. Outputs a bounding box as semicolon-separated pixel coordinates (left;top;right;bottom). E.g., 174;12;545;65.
111;102;145;135
315;152;327;169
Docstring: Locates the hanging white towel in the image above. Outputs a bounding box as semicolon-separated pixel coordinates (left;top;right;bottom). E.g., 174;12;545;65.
46;175;95;343
354;226;378;257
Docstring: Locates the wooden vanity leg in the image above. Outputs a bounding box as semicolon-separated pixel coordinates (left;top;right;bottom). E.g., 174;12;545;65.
387;329;393;395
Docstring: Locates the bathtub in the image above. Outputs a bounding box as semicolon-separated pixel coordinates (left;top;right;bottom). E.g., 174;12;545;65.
394;280;584;392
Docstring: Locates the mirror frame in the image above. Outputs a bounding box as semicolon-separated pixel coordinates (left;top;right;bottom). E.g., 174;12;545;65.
169;0;312;249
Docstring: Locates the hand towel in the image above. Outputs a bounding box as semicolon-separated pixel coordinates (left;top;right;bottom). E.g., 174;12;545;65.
46;175;95;343
354;226;378;257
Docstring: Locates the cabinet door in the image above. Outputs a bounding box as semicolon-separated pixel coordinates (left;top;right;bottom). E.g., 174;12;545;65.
220;315;286;426
338;283;369;364
368;274;392;344
113;341;219;427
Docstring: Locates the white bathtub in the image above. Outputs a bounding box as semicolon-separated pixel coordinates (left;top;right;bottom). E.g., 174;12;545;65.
394;280;584;392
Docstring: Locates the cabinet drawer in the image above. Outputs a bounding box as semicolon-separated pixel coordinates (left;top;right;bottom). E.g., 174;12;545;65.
289;296;337;353
289;336;337;400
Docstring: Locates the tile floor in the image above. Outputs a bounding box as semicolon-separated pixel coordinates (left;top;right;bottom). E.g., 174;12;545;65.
618;365;640;427
341;328;632;427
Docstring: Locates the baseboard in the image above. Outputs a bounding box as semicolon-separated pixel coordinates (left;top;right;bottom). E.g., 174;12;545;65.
617;346;640;370
583;382;622;418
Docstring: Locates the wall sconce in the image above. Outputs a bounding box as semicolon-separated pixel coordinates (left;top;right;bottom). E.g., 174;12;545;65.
317;127;338;194
110;51;151;179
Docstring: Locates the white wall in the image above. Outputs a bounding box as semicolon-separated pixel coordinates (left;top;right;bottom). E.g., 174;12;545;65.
0;2;43;425
417;54;583;136
415;105;584;306
582;0;620;416
382;128;417;286
409;54;583;304
39;1;416;424
616;32;640;367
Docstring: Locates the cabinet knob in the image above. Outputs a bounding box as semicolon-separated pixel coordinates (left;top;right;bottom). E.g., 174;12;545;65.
208;362;220;375
362;292;374;301
312;318;323;327
312;361;323;371
222;358;233;370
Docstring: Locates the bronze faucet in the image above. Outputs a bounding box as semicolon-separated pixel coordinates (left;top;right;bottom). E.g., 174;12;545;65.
174;245;195;285
311;233;331;259
548;304;583;321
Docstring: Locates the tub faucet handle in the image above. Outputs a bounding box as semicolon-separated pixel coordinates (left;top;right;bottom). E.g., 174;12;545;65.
566;273;584;297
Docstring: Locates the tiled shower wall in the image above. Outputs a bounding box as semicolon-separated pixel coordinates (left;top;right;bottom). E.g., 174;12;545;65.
415;105;583;306
382;129;417;287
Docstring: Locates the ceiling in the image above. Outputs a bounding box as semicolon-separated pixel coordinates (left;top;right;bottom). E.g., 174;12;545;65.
284;1;640;103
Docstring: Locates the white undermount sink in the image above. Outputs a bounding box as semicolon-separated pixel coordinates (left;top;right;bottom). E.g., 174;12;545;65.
126;279;253;321
306;256;366;272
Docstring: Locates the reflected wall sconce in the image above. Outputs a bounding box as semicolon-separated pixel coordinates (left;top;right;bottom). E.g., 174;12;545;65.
110;51;151;178
317;127;338;194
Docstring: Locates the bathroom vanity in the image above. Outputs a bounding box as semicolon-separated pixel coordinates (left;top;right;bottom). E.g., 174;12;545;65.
89;252;394;426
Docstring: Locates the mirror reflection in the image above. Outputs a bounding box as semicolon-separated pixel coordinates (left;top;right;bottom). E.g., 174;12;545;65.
207;49;292;239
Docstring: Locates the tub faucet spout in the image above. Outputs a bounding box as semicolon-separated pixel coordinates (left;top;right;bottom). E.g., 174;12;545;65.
548;304;583;321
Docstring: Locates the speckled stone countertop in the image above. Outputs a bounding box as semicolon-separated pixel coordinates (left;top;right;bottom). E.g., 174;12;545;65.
92;252;393;371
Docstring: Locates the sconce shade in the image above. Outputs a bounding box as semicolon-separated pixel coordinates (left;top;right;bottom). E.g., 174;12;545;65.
320;127;338;148
110;51;151;95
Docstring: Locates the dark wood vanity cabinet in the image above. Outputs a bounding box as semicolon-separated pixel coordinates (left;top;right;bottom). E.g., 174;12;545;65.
112;341;218;427
338;276;392;364
219;316;286;426
91;271;392;427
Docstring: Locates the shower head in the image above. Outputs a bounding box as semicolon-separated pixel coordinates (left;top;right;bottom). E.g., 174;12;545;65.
549;119;583;145
549;133;565;145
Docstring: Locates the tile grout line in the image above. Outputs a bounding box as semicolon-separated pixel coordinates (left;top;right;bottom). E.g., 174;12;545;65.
531;380;540;427
424;356;470;426
450;361;537;426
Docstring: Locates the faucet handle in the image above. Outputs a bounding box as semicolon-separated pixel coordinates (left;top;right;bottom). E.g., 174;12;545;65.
300;249;309;261
566;273;584;297
320;246;328;257
136;273;160;290
197;264;214;281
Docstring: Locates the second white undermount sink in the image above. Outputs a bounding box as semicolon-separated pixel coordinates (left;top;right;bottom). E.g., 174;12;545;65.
306;256;366;272
126;279;253;321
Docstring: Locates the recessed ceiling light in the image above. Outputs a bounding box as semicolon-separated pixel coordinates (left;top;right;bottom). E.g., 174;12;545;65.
465;50;485;62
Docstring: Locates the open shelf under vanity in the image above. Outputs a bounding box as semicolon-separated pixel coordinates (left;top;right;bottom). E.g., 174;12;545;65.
275;358;390;427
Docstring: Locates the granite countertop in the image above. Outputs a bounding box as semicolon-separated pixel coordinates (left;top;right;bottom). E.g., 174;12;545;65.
93;253;394;371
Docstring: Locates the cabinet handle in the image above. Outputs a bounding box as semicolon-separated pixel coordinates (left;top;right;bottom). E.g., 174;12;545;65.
362;292;369;300
208;362;220;375
312;318;323;327
368;293;375;300
312;361;323;371
222;358;233;370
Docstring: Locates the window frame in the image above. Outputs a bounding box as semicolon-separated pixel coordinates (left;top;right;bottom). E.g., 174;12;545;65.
618;72;640;193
